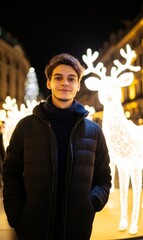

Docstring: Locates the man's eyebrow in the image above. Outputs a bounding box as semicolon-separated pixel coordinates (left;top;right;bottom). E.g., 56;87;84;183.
53;73;62;76
53;73;77;77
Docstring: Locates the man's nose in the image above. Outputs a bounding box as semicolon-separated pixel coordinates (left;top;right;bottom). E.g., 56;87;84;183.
62;78;68;85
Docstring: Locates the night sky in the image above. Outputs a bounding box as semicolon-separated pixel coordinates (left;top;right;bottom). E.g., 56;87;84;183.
0;1;143;97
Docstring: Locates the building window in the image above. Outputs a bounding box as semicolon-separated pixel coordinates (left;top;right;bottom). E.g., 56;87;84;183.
129;84;136;99
6;72;10;96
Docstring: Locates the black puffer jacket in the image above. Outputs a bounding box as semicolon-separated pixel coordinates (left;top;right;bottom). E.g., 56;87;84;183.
2;101;111;240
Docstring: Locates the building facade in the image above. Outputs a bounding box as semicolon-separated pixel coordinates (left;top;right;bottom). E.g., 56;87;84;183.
0;28;31;108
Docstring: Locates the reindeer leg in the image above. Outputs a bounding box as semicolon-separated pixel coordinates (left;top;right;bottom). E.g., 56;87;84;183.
110;161;116;192
142;170;143;209
117;165;130;231
129;167;142;234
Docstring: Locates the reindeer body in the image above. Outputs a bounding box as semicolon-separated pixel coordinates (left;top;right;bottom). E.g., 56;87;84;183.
101;85;143;235
82;44;143;234
102;96;143;169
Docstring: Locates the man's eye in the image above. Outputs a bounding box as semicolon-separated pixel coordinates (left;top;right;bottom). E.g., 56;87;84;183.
68;78;76;82
55;76;61;80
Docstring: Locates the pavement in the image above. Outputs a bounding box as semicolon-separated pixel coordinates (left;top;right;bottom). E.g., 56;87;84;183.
0;186;18;240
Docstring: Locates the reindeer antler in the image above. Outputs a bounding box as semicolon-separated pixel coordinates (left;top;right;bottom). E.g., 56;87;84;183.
82;44;141;79
111;44;141;77
82;48;106;79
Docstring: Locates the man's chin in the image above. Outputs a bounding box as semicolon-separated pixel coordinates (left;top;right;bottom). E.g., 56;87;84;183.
57;98;70;102
55;96;72;102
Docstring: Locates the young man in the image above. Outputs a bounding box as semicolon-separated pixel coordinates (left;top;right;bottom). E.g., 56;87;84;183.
2;53;111;240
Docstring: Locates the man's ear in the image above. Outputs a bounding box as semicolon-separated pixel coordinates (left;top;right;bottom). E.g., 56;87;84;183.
46;79;51;89
77;83;80;92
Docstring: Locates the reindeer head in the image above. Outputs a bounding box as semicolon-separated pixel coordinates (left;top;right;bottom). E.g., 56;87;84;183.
82;44;141;106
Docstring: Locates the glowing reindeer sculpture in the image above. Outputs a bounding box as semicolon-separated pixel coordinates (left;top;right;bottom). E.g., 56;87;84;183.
2;96;40;149
82;44;143;235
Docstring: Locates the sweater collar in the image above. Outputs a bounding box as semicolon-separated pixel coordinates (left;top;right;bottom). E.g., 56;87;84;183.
33;96;89;120
43;95;78;121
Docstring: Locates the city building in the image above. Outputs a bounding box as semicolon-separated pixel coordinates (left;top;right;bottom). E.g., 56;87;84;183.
0;27;31;108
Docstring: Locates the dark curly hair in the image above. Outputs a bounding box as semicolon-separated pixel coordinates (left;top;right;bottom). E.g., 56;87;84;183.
44;53;85;82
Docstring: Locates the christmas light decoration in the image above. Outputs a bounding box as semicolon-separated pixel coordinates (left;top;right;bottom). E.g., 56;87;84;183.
24;67;39;102
2;96;40;149
84;104;95;120
82;44;143;234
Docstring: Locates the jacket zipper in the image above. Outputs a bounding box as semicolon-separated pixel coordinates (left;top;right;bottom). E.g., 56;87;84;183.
46;122;57;239
62;116;85;239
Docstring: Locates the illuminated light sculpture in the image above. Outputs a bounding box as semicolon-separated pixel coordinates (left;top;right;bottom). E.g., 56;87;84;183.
82;44;143;235
2;96;40;149
84;104;95;120
24;67;39;102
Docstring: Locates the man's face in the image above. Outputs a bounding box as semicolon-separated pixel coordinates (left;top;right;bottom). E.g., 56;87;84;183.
47;64;80;104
